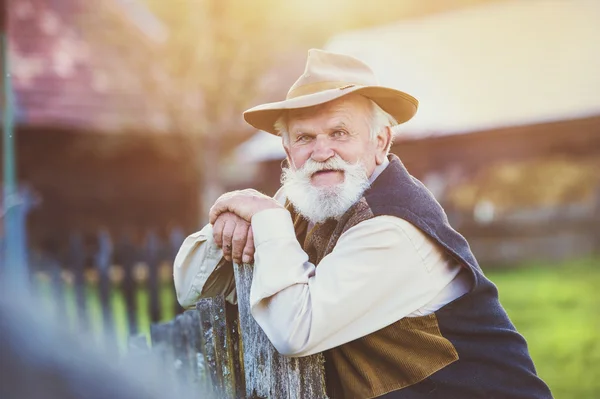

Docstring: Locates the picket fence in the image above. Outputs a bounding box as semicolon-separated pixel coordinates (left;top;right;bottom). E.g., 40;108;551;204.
27;228;186;347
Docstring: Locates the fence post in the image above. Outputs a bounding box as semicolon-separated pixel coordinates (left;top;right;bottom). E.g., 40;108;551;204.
144;231;161;323
197;295;244;398
116;233;138;335
233;263;328;399
95;229;115;348
68;233;88;333
48;258;67;321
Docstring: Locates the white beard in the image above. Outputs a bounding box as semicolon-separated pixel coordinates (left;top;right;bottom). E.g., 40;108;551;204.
281;156;371;224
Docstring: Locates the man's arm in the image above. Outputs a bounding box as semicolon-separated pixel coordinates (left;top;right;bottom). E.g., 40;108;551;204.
249;209;467;357
175;188;287;309
173;224;236;308
174;212;255;308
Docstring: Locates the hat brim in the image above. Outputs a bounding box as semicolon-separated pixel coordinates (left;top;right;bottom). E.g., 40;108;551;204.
243;85;418;135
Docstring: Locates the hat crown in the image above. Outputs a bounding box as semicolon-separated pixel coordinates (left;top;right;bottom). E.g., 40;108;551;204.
286;49;380;99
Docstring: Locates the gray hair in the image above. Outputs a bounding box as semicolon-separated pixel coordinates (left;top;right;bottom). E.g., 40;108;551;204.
275;99;397;152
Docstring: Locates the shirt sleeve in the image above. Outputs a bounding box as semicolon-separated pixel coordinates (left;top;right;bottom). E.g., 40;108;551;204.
249;208;457;357
173;224;236;309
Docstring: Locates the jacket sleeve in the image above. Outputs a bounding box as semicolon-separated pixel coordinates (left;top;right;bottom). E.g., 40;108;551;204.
173;224;236;308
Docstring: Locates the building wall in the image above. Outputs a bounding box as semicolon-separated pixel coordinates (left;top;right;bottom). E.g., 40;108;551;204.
391;116;600;182
15;128;199;255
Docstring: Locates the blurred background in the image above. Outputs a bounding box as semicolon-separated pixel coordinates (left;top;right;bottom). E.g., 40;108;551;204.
1;0;599;397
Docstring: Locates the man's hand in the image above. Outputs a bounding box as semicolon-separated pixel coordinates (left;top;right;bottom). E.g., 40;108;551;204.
212;212;255;264
209;189;283;225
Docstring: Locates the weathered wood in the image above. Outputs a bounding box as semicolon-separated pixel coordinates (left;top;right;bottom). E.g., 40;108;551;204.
197;295;244;398
128;333;149;354
185;309;213;392
226;301;246;399
169;310;215;397
233;263;328;399
150;321;176;381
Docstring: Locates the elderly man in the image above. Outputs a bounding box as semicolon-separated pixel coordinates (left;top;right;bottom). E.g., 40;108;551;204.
174;49;552;398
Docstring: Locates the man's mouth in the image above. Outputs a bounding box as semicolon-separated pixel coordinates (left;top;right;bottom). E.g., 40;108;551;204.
312;169;341;177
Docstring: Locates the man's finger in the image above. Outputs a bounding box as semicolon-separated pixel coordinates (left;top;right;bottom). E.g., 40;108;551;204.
212;215;226;248
242;228;255;264
231;222;249;265
209;199;233;225
221;220;236;261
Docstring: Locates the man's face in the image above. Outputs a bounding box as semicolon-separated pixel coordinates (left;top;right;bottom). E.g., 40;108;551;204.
284;94;386;184
280;94;390;224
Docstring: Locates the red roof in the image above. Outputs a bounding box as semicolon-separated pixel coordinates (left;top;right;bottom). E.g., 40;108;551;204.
9;0;168;133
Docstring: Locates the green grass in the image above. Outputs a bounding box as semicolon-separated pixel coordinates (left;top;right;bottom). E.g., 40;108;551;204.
34;257;599;397
486;257;600;399
34;276;177;353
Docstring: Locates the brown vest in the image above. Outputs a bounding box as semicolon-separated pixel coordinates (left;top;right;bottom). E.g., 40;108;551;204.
287;199;459;399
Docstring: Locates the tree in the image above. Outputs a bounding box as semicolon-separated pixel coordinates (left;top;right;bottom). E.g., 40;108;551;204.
82;0;287;225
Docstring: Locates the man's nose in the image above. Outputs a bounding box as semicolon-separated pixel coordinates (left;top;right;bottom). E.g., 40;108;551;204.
310;135;335;162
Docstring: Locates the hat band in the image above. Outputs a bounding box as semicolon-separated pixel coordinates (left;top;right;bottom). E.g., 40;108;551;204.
286;81;364;99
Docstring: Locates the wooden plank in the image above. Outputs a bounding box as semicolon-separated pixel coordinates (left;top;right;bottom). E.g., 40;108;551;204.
171;310;215;397
233;263;328;399
197;296;243;398
68;233;88;333
144;232;161;324
48;260;67;322
184;309;214;393
226;301;246;399
95;230;115;347
150;321;176;383
128;333;149;355
116;234;138;335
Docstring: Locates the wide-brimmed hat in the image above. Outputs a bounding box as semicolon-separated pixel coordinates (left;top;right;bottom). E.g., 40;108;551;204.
243;49;418;135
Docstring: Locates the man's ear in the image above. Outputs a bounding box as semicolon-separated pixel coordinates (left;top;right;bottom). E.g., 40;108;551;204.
375;126;393;165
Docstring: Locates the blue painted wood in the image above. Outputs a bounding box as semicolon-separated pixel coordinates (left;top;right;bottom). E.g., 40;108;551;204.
116;233;138;335
45;258;67;322
68;233;88;332
95;229;115;344
144;231;161;323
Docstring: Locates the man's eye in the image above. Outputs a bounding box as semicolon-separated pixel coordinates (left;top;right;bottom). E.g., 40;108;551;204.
331;130;348;138
296;135;312;143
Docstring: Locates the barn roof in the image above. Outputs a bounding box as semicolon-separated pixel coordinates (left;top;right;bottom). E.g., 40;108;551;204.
8;0;169;133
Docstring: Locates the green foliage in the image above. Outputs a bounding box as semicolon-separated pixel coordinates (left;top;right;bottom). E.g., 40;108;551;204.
487;257;600;399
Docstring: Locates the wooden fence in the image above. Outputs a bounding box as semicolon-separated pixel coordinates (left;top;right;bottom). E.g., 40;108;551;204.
133;263;329;398
21;228;329;397
27;228;186;347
